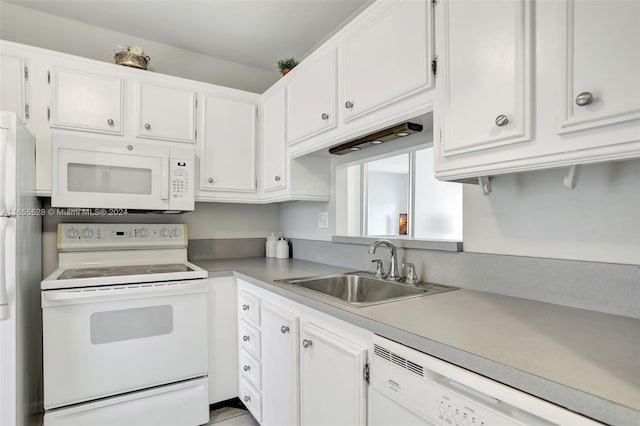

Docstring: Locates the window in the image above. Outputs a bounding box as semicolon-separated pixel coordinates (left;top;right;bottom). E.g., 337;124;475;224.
336;146;462;241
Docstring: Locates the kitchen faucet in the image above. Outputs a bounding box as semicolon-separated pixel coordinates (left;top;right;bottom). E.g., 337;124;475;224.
368;239;400;281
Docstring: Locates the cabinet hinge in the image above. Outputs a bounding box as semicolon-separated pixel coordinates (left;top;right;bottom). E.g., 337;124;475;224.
47;107;50;121
431;55;438;77
25;104;30;119
364;362;370;384
47;70;50;84
24;66;29;81
195;129;197;139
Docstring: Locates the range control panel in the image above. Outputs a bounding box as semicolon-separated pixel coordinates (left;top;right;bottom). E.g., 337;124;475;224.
58;223;188;252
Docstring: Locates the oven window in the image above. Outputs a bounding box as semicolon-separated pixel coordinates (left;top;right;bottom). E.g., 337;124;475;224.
68;163;152;195
90;305;173;344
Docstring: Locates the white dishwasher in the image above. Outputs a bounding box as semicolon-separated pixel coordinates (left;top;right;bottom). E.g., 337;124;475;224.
370;335;600;426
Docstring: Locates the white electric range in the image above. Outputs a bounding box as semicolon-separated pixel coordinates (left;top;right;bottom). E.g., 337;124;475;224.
41;223;209;426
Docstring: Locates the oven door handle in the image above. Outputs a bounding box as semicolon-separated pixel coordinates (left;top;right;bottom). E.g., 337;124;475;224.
42;281;206;305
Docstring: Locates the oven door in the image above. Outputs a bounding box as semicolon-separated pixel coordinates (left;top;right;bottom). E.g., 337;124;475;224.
41;280;208;409
51;135;170;210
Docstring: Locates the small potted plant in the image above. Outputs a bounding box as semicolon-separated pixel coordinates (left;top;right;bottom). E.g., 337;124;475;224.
113;45;151;70
277;57;299;76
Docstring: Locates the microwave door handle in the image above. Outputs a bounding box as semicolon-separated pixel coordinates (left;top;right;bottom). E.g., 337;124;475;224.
0;128;8;213
161;159;169;200
0;218;9;320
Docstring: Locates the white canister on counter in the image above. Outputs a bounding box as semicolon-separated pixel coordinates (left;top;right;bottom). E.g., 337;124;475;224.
276;237;289;259
266;233;278;258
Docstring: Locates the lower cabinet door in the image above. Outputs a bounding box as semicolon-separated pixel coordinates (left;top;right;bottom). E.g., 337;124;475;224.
299;321;367;426
261;302;300;426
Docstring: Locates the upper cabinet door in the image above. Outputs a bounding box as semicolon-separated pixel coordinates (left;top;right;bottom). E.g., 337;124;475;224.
341;0;433;123
200;95;256;192
135;82;196;143
558;0;640;134
50;67;123;134
437;0;532;157
262;89;287;192
0;55;26;122
286;50;337;145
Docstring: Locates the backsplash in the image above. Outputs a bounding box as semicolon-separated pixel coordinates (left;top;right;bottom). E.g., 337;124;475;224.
288;238;640;319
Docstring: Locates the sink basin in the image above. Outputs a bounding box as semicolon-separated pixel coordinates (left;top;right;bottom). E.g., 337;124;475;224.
276;272;457;307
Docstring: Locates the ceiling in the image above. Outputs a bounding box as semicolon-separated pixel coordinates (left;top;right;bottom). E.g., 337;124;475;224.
5;0;371;71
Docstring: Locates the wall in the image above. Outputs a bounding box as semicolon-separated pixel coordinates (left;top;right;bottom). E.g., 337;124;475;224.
282;159;640;266
0;1;278;93
42;202;280;277
463;159;640;265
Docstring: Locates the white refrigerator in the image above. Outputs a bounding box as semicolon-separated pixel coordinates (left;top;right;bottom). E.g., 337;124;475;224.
0;111;42;426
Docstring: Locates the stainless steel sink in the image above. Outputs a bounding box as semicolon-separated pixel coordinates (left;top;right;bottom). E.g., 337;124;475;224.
276;272;457;307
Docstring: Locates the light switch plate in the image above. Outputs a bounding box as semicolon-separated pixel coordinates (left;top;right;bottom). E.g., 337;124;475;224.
318;212;329;229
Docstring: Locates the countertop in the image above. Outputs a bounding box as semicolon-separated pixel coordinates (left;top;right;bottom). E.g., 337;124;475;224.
193;257;640;426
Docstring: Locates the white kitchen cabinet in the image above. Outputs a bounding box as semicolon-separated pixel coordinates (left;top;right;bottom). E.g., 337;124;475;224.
199;94;257;193
0;55;27;121
261;302;299;426
262;88;287;192
260;84;331;203
237;288;263;423
300;321;367;426
286;49;337;145
236;281;371;426
557;0;640;134
135;82;195;143
50;67;123;134
340;0;433;123
207;277;238;404
433;0;640;182
436;0;532;158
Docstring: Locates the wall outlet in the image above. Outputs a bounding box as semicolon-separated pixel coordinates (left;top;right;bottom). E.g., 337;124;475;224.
318;212;329;229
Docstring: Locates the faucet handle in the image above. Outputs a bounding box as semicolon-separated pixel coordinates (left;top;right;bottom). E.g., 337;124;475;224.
371;259;386;279
403;263;419;286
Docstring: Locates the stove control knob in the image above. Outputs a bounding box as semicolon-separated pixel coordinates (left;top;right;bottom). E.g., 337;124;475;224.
171;227;182;237
66;228;80;239
81;228;94;239
160;228;171;238
138;228;149;238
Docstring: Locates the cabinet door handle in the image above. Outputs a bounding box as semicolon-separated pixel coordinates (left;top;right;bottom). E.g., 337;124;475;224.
321;112;329;120
243;365;250;372
208;178;214;184
302;339;312;348
242;335;250;342
345;101;354;109
107;119;114;126
495;115;509;127
274;176;281;182
575;92;593;106
242;304;250;311
281;325;289;334
244;395;251;403
144;123;151;130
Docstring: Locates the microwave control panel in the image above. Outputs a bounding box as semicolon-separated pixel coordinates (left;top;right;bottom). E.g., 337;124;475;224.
169;157;194;211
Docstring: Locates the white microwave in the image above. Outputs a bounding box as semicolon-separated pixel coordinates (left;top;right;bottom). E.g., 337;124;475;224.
52;134;195;212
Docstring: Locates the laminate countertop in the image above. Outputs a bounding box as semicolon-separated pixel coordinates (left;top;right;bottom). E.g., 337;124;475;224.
193;257;640;426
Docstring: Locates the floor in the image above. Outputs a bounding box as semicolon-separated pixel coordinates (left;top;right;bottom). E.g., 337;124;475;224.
207;405;259;426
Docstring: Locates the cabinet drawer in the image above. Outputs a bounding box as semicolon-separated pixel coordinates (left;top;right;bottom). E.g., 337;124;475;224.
239;349;262;390
239;320;261;358
239;378;262;423
239;291;260;326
